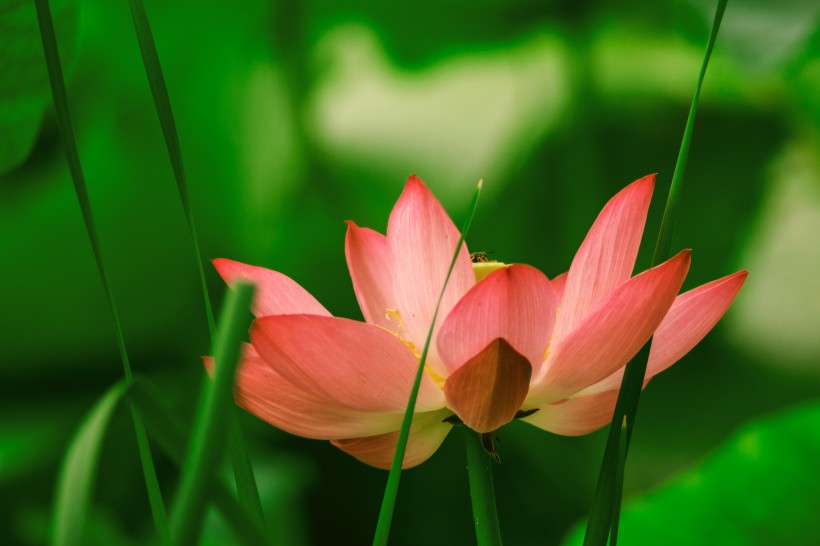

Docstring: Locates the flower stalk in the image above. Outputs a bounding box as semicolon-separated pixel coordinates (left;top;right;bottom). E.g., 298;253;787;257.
465;430;503;546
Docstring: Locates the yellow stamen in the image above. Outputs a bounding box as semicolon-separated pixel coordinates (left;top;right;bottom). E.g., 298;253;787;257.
472;261;507;282
380;307;448;388
382;308;421;358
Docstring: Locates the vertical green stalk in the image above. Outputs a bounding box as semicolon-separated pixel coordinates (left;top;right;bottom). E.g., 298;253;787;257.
465;431;503;546
583;1;728;544
372;181;483;546
171;282;255;546
34;0;170;542
125;0;265;524
125;0;215;338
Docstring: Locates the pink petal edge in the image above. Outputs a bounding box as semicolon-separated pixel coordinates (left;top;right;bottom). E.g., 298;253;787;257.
437;264;556;378
205;346;404;440
554;175;655;341
528;250;691;404
213;258;331;318
386;175;475;378
345;222;396;329
332;409;452;469
580;270;748;396
522;390;620;436
251;314;445;413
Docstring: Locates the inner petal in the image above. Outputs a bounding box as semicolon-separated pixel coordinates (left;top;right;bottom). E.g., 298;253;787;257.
443;338;532;433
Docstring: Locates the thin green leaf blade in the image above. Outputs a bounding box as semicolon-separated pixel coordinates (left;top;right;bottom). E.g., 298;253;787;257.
34;0;169;541
373;180;483;546
51;380;129;546
125;0;216;339
170;282;256;546
129;378;272;546
227;411;266;525
125;1;264;524
583;2;729;544
652;0;729;266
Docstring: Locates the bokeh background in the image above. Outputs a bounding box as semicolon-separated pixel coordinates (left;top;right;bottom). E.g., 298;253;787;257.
2;0;819;544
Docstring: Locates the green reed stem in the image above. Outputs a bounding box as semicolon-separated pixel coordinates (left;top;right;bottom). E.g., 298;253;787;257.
171;283;255;546
583;1;728;544
465;431;504;546
34;0;170;542
125;0;265;525
372;181;483;546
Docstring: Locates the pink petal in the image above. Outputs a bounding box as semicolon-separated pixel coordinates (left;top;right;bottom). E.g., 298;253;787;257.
443;339;532;433
579;271;748;396
528;250;691;404
213;258;331;318
332;410;452;469
251;314;445;412
345;222;396;329
522;391;620;436
554;175;654;341
650;270;748;375
437;264;556;378
387;175;475;377
205;346;404;440
551;271;567;306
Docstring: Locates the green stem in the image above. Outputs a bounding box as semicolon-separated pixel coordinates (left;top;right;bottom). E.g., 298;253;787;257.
583;1;728;544
34;0;170;542
465;431;503;546
171;283;255;546
126;0;265;526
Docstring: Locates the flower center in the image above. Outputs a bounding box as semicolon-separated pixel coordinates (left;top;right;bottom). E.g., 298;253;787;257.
471;256;507;282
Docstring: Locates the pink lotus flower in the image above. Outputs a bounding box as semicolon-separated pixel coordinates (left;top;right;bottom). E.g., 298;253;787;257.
211;175;746;469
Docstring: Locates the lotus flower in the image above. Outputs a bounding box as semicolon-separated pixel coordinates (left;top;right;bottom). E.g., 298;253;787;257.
211;175;746;469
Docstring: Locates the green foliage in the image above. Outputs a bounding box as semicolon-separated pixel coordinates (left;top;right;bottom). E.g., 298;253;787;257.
563;400;820;545
51;380;129;546
0;0;77;174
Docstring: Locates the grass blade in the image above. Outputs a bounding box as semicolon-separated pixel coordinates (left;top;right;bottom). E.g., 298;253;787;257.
34;0;169;541
125;0;264;523
582;1;728;544
129;378;272;546
51;380;129;546
652;0;729;266
170;282;256;546
125;0;215;338
372;181;483;546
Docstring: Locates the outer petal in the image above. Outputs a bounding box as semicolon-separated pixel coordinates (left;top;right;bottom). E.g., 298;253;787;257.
345;222;395;329
522;391;620;436
551;271;567;306
553;175;654;341
528;250;691;404
251;314;445;412
443;339;532;433
437;265;556;377
213;258;331;318
387;175;475;377
205;346;404;440
580;270;748;396
332;409;452;469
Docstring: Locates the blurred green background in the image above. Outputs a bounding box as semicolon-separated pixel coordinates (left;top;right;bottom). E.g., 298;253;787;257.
2;0;819;544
